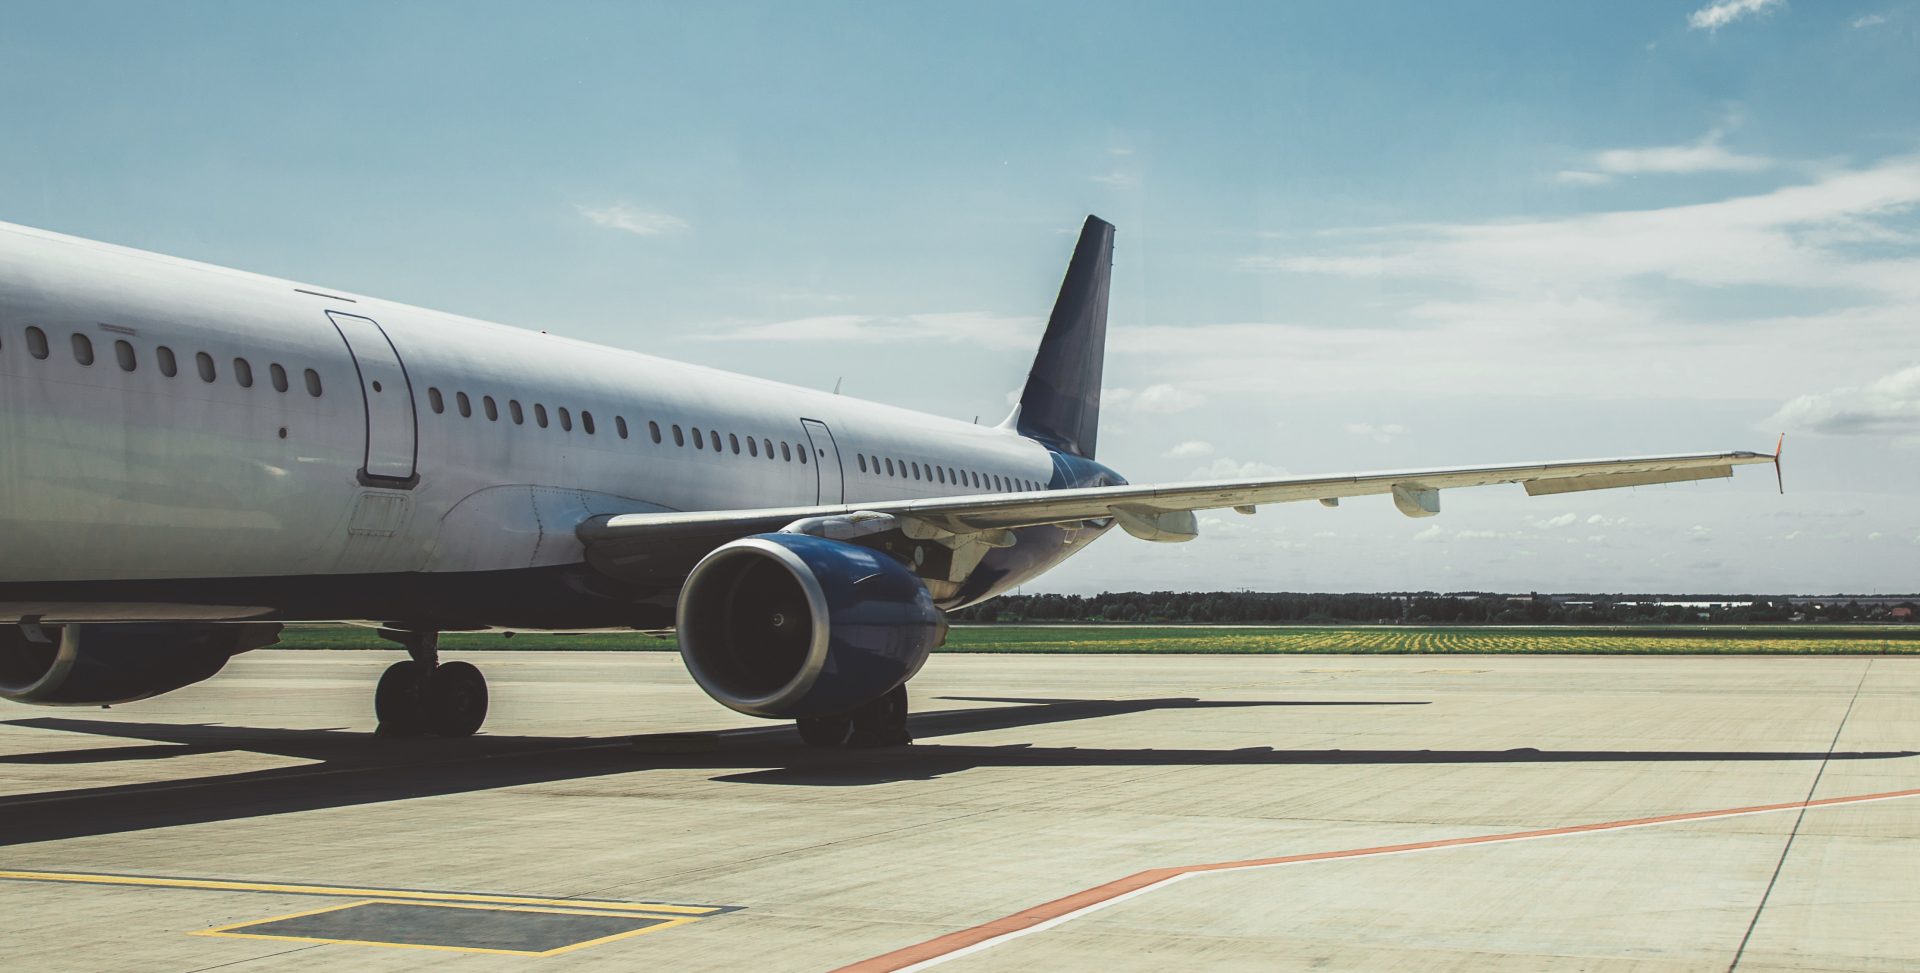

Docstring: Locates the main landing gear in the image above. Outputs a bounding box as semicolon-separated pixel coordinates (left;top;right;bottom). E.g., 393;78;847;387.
373;629;488;738
797;685;912;749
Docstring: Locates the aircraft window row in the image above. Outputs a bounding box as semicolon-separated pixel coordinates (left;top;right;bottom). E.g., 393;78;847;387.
12;326;322;397
852;453;1039;492
422;387;815;463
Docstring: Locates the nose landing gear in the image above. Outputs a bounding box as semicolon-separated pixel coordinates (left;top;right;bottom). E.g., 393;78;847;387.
373;629;488;737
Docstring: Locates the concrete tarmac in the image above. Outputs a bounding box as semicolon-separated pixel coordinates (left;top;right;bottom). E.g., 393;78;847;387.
1;650;1915;972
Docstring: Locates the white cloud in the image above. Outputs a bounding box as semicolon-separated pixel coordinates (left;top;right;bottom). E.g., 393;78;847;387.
1587;514;1630;527
1766;364;1920;438
1530;512;1579;530
1187;458;1285;480
1688;0;1785;31
1092;172;1140;190
1241;157;1920;298
1106;384;1206;414
1412;525;1447;543
578;203;690;236
1344;422;1408;443
1851;14;1887;28
1165;440;1216;458
1588;132;1773;176
700;312;1039;351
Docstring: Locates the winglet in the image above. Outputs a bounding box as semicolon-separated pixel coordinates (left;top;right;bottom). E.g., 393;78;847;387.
1773;433;1785;495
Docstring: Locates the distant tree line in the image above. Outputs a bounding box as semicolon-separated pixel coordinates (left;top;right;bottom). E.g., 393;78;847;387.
951;591;1919;625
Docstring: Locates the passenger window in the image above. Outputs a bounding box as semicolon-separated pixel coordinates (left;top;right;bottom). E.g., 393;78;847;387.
457;392;472;418
157;345;177;376
196;352;216;383
233;358;253;388
304;368;322;396
510;399;524;424
885;458;895;476
799;445;808;465
762;438;773;458
71;332;94;366
781;442;791;461
25;326;49;359
649;420;662;443
911;462;921;480
484;395;499;421
727;433;738;454
616;416;628;439
535;403;549;428
672;424;684;446
114;340;136;371
857;454;867;473
748;437;758;457
428;388;444;413
558;408;571;433
270;363;289;392
581;410;594;435
936;467;946;484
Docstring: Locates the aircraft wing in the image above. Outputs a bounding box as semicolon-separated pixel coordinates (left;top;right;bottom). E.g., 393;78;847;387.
578;448;1778;580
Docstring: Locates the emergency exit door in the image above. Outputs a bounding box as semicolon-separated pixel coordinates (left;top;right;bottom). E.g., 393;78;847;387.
800;419;843;504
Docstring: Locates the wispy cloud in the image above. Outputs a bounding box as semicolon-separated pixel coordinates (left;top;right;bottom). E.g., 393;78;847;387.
1241;157;1920;297
1092;172;1141;190
1852;13;1888;28
1766;364;1920;439
578;203;690;236
1553;125;1773;184
1165;440;1215;458
1106;384;1206;414
1344;422;1408;444
698;312;1039;351
1187;457;1285;479
1688;0;1785;31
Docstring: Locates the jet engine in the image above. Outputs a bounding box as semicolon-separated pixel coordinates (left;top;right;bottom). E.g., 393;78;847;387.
0;622;280;705
676;533;946;719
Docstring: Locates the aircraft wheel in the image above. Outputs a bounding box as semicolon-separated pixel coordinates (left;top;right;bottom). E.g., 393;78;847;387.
846;685;912;748
375;660;432;736
797;714;853;748
428;661;489;738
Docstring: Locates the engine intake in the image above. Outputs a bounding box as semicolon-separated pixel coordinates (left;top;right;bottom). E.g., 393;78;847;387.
677;534;945;718
0;622;280;705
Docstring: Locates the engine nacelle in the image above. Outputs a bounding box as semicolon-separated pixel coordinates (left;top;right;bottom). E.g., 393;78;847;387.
677;534;946;719
0;622;280;706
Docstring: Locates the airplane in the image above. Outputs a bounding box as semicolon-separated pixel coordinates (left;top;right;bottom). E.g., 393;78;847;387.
0;215;1777;747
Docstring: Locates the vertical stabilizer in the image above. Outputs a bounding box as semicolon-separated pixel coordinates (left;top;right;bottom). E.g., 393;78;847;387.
1016;215;1113;459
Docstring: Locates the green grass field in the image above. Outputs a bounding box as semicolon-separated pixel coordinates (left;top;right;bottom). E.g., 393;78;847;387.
274;623;1920;655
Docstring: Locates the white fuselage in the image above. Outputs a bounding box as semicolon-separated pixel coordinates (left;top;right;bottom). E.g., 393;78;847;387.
0;222;1069;624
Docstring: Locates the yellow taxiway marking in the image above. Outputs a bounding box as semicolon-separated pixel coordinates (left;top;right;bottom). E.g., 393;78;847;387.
193;899;698;958
0;868;719;916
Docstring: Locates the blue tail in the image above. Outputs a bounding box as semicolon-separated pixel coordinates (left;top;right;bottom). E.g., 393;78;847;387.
1016;215;1113;459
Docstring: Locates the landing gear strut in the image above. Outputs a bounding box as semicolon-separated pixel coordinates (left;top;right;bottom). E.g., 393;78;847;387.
373;629;488;737
797;685;911;749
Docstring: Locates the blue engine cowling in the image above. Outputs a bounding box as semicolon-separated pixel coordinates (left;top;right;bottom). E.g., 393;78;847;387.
676;533;946;719
0;622;281;706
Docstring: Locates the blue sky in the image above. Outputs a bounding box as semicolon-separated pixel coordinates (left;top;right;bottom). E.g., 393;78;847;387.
5;1;1917;593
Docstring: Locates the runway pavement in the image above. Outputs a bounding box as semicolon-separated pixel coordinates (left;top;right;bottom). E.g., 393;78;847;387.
1;650;1915;971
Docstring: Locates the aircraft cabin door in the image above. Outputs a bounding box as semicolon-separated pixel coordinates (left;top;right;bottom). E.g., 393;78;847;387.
326;311;420;485
800;418;843;504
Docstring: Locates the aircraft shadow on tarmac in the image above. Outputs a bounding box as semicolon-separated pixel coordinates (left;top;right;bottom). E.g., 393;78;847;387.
1;695;1913;845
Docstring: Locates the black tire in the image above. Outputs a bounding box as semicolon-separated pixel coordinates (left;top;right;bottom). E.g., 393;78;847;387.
797;715;854;748
428;661;488;738
847;684;912;748
374;660;432;736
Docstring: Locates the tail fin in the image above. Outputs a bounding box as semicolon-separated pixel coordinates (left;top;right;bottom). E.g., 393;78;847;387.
1016;215;1114;459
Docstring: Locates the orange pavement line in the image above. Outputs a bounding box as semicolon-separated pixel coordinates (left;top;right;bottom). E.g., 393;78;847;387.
832;784;1920;973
